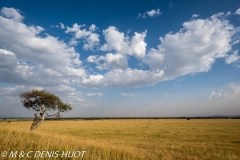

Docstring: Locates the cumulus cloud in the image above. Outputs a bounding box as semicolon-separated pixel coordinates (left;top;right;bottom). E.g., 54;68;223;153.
65;23;100;50
235;8;240;15
1;7;23;21
0;49;19;84
225;50;240;64
208;91;222;100
129;31;147;58
87;53;127;70
78;68;164;88
88;26;147;71
100;26;128;52
100;26;147;58
138;8;161;19
206;83;240;100
0;49;17;69
0;7;85;88
142;48;165;70
147;8;161;17
51;22;65;29
1;7;240;90
143;12;236;80
104;53;128;69
91;26;146;68
89;24;96;31
84;12;239;88
49;85;85;104
192;14;199;18
83;33;100;50
228;83;240;97
60;23;65;29
119;93;142;97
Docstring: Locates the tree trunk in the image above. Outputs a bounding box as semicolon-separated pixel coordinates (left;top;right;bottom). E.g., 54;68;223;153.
30;115;45;131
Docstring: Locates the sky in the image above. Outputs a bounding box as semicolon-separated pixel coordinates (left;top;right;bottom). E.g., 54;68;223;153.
0;0;240;118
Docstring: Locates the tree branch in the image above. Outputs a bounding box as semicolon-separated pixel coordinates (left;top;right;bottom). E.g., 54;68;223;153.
20;89;72;130
45;111;60;118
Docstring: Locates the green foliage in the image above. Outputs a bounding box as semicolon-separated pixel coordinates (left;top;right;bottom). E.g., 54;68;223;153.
19;89;72;112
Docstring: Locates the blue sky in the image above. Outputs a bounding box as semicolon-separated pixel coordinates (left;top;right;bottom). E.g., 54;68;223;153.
0;0;240;117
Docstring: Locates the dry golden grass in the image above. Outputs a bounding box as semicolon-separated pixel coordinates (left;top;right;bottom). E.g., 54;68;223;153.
0;119;240;159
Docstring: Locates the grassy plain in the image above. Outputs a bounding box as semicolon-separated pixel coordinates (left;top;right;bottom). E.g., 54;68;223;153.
0;119;240;160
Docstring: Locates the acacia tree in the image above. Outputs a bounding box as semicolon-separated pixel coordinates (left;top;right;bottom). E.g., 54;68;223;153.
19;89;72;131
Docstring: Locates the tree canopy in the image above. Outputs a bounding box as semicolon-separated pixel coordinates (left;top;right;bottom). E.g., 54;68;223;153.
20;89;72;112
20;89;73;130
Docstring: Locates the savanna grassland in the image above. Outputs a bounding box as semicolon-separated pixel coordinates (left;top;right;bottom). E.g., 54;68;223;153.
0;119;240;160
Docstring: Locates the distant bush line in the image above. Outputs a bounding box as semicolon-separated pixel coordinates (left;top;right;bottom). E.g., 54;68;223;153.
0;116;240;122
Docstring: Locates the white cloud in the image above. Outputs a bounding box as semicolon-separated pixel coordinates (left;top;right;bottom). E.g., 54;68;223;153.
78;68;164;88
192;14;199;18
142;48;165;70
1;7;23;21
138;8;161;19
99;26;147;58
88;27;147;71
0;85;42;105
119;93;141;97
143;12;235;80
100;26;127;52
80;74;104;88
1;7;240;89
86;92;103;97
51;23;65;29
0;49;17;70
49;85;85;104
225;50;240;64
206;83;240;100
68;38;78;46
84;12;239;88
227;83;240;97
66;24;89;38
0;49;18;81
147;8;161;17
87;53;127;70
87;55;99;63
60;23;65;29
0;85;26;96
235;8;240;15
0;48;15;56
208;91;222;100
226;11;231;16
0;7;85;87
137;13;146;19
89;24;96;31
105;53;127;69
66;23;100;50
129;31;147;58
83;33;100;50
